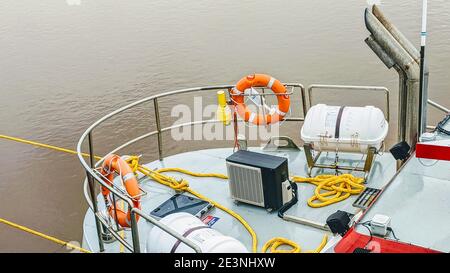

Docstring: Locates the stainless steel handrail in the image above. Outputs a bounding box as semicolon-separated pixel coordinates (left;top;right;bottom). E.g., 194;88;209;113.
306;85;448;129
78;82;448;253
428;99;449;114
426;99;449;130
77;84;306;253
307;84;391;121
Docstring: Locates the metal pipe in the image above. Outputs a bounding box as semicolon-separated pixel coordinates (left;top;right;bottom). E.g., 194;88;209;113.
111;192;121;232
428;99;450;113
282;214;331;232
307;84;390;121
365;6;421;149
300;85;308;117
86;172;105;252
154;98;163;161
77;84;305;166
406;79;421;146
96;214;134;252
87;133;105;252
130;210;141;253
372;5;421;63
372;4;431;133
91;169;135;208
365;9;419;76
83;178;94;210
418;0;429;137
365;35;395;69
394;65;408;142
97;118;306;167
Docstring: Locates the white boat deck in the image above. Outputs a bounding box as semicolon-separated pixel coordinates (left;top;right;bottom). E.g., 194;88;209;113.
83;147;397;253
356;153;450;252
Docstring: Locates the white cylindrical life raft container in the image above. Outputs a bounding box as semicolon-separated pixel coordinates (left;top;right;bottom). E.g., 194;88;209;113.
301;104;388;153
146;212;248;253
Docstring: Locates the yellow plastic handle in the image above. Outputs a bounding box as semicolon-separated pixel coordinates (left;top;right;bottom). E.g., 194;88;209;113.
217;90;227;107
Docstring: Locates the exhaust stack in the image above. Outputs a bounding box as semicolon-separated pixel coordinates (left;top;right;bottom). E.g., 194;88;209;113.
364;5;429;150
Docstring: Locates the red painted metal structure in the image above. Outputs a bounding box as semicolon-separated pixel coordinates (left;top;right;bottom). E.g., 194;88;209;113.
416;142;450;161
334;227;441;253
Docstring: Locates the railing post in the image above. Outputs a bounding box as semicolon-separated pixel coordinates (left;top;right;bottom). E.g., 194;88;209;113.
130;210;141;253
86;132;105;252
308;86;313;109
154;98;163;161
300;85;308;118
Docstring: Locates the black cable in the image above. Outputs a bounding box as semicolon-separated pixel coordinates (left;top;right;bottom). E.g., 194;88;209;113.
278;181;298;218
361;223;373;249
387;227;400;241
359;221;400;243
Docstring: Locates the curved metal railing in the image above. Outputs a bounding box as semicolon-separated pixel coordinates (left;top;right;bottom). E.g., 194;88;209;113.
307;84;391;121
427;100;450;130
77;84;306;253
77;83;447;253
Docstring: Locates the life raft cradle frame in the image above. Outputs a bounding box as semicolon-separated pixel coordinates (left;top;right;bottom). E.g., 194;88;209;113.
303;144;378;181
302;84;391;181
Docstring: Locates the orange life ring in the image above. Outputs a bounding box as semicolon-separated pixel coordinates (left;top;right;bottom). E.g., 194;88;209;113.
231;74;290;125
100;154;141;228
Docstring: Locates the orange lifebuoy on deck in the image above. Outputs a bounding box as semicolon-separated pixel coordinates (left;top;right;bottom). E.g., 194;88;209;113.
100;154;141;228
231;74;290;125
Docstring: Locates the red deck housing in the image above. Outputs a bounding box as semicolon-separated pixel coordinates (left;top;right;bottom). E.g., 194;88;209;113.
334;227;440;253
416;142;450;161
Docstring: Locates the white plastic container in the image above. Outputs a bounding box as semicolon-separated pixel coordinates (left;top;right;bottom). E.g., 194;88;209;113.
301;104;388;153
146;212;248;253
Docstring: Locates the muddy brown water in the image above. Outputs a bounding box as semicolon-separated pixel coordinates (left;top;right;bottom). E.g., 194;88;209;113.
0;0;449;252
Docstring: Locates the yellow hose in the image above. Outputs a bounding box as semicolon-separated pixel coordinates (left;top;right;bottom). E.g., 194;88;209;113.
291;174;365;208
262;234;328;253
0;217;91;253
127;157;328;253
262;237;302;253
0;134;101;160
126;157;259;252
305;234;329;253
156;167;229;179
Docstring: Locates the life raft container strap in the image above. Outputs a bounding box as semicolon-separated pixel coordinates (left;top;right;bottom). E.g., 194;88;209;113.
170;225;210;253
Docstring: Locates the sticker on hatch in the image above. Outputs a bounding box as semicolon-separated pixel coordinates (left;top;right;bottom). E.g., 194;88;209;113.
202;215;220;227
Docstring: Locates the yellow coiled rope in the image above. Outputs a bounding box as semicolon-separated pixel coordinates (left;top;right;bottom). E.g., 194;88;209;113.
291;174;365;208
126;157;329;253
125;156;260;253
156;167;229;179
262;234;328;253
1;134;328;253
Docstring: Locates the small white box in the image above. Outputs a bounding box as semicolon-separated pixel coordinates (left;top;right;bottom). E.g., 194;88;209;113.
370;214;391;237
